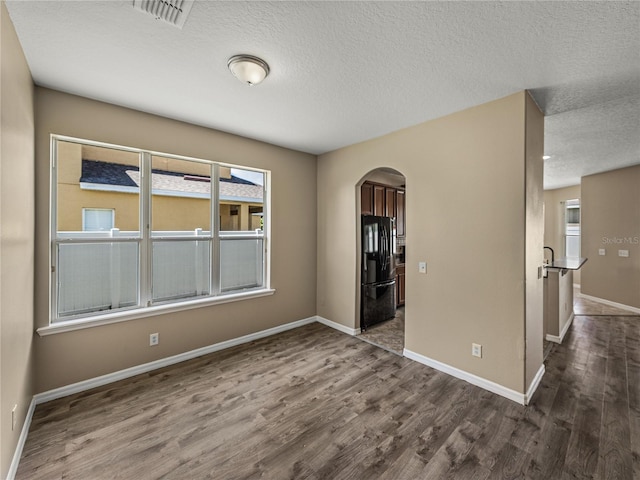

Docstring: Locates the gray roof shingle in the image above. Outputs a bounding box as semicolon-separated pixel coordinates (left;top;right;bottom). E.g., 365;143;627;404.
80;160;263;201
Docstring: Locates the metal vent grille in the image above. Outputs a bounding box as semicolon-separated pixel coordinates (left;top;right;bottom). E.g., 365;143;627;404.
132;0;195;29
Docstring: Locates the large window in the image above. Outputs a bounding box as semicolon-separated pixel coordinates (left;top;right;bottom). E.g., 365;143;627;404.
51;136;268;324
564;199;580;258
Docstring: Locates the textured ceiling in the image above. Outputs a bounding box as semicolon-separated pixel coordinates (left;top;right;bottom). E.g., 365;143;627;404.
5;1;640;189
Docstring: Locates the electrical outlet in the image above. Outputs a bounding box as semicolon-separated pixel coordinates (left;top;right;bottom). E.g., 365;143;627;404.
619;250;629;257
472;343;482;358
149;333;159;346
11;404;17;431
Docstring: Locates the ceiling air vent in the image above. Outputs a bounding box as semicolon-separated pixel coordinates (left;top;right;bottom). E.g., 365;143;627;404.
132;0;195;29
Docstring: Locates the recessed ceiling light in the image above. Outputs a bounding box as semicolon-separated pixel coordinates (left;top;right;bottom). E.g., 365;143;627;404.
543;155;551;160
227;55;270;86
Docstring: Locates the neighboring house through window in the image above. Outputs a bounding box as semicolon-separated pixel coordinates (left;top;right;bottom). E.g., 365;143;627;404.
51;135;269;325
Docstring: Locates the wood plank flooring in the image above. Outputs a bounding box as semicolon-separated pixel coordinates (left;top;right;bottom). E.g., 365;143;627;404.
573;287;640;317
16;314;640;479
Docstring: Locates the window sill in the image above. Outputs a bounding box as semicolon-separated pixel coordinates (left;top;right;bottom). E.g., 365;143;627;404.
37;289;276;336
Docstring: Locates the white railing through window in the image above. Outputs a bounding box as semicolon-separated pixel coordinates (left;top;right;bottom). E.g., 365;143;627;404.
220;235;264;292
55;228;264;320
57;241;139;317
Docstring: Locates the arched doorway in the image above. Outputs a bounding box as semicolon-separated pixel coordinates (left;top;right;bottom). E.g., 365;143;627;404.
356;168;406;355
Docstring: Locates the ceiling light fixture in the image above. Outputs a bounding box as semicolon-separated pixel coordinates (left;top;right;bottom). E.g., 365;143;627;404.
543;155;551;160
227;55;270;86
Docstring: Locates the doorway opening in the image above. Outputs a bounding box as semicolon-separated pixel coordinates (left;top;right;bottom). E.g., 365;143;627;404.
356;168;406;355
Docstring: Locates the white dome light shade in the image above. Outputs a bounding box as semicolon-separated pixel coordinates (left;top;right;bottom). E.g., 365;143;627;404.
227;55;270;86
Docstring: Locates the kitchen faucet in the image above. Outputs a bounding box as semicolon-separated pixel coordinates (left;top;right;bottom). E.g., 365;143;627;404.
543;246;555;265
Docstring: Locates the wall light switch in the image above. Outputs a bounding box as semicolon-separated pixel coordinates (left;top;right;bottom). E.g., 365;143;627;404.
418;262;427;274
619;250;629;257
598;248;606;256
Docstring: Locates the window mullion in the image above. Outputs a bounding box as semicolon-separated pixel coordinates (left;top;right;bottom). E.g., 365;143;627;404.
263;171;270;289
140;152;152;307
211;163;221;295
50;136;59;322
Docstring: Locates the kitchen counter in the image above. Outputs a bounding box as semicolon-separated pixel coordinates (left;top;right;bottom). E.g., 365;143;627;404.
544;256;588;344
545;257;588;270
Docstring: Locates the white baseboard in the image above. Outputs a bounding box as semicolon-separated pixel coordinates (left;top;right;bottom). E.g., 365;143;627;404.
9;316;317;478
6;397;37;480
13;314;355;478
34;316;317;405
12;314;546;477
577;293;640;314
315;316;359;336
525;364;546;405
403;349;532;405
545;312;575;344
32;314;357;407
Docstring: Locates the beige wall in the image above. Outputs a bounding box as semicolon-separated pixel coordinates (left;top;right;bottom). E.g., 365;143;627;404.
543;184;581;284
0;3;35;477
581;165;640;308
318;91;543;394
34;88;317;392
524;93;544;390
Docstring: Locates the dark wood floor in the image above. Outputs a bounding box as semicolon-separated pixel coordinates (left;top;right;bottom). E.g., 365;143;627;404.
17;314;639;479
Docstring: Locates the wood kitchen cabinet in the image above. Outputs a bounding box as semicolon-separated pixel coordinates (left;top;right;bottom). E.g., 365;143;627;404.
385;188;396;218
360;182;373;215
373;185;385;216
361;181;405;227
396;189;405;237
396;264;405;306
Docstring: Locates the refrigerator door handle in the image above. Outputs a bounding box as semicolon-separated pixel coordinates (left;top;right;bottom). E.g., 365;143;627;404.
384;226;389;270
379;226;384;271
380;225;387;271
379;227;383;264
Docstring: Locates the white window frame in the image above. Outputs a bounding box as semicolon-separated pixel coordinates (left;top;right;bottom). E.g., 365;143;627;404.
564;199;580;258
82;208;115;231
43;135;273;335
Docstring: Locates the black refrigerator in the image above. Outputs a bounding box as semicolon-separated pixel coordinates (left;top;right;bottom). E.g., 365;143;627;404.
361;215;396;331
